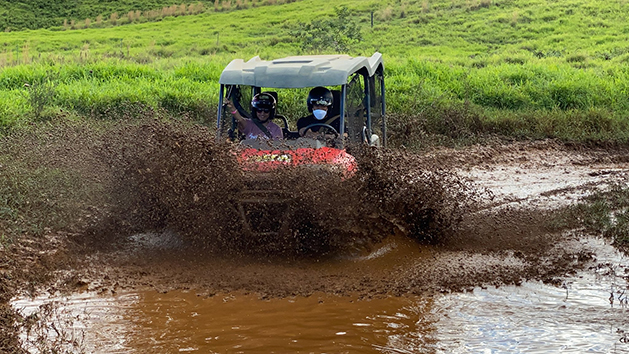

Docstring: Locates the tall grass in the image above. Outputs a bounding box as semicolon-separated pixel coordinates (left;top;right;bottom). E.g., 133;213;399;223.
0;60;224;126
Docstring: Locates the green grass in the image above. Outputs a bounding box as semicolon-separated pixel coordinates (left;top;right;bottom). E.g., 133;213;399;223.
1;0;629;143
0;0;210;31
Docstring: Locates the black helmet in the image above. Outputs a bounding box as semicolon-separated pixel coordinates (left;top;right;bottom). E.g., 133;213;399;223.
251;92;276;120
306;86;333;112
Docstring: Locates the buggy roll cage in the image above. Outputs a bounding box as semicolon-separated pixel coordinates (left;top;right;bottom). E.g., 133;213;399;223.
216;53;386;148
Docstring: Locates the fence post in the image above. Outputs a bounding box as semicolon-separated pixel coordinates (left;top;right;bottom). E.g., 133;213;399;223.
371;11;374;28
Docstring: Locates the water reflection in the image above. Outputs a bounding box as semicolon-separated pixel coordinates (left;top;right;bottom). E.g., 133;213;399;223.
430;281;629;353
12;292;137;353
426;238;629;354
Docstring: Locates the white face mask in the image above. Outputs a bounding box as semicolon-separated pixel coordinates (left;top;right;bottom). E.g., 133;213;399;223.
313;109;327;120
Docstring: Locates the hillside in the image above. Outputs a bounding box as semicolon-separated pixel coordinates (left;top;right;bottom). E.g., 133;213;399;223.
0;0;210;31
1;0;627;58
2;0;628;59
1;0;629;144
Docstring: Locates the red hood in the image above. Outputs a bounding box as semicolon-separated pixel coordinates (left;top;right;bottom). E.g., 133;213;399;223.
237;146;356;178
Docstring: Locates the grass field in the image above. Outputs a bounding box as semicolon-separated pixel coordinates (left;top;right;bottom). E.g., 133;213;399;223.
2;0;629;144
0;0;209;31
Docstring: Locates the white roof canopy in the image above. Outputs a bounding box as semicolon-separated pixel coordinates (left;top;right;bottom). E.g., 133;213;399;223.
219;53;383;88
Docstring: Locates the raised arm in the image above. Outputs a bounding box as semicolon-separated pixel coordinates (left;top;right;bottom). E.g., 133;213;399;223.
225;100;247;132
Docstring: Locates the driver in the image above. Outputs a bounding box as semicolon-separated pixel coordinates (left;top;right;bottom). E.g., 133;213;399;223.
297;86;339;137
226;93;283;140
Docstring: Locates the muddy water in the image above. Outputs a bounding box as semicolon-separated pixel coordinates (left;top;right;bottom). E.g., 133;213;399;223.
432;238;629;353
13;237;629;353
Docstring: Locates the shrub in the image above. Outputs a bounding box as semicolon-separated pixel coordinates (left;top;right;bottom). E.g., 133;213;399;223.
566;53;588;63
291;6;362;53
378;6;393;21
549;82;591;110
22;77;57;122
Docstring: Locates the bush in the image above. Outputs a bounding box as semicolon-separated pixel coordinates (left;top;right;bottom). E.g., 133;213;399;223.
291;6;362;53
23;77;57;122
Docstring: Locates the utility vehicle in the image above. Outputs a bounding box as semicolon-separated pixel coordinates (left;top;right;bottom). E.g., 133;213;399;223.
216;53;386;251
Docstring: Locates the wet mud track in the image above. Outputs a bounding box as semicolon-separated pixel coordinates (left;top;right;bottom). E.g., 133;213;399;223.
13;139;629;353
4;123;629;352
61;140;629;298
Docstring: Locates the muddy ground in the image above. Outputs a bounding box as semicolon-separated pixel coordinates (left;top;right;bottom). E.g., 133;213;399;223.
1;122;629;351
60;140;626;298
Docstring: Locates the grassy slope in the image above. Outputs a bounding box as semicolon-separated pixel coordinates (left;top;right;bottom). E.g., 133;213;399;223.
6;0;628;59
0;0;208;31
1;0;629;143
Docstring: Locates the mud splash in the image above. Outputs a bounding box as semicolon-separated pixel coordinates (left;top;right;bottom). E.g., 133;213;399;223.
1;120;616;298
52;119;477;257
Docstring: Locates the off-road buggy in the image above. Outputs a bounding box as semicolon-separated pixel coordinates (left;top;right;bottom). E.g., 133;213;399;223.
216;53;386;253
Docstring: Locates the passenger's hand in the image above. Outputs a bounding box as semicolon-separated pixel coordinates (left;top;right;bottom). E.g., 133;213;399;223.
225;100;235;113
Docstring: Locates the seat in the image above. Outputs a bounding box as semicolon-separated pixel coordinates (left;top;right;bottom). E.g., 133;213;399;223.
328;89;342;118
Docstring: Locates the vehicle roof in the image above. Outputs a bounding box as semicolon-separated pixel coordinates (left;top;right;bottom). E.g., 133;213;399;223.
219;52;383;88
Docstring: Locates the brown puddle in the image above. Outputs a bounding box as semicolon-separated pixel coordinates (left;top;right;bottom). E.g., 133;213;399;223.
12;238;629;353
13;291;430;353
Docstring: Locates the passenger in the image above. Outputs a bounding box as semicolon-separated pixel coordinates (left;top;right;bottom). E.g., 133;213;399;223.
226;93;283;140
297;86;339;137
